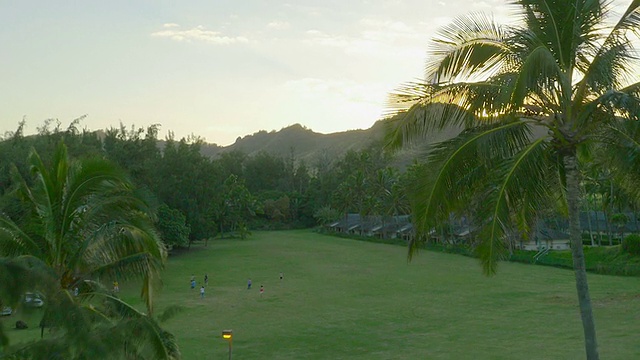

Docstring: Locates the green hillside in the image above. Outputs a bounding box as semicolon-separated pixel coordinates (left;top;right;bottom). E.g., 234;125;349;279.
199;120;460;166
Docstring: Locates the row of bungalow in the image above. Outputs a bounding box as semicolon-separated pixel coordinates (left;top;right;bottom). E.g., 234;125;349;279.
328;214;413;240
327;211;639;251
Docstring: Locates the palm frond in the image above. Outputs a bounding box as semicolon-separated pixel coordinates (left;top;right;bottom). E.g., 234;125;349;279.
598;118;640;202
516;0;606;69
573;0;640;104
27;146;60;245
97;295;181;359
0;214;42;258
475;136;556;274
407;119;535;259
575;35;637;111
509;43;564;112
386;77;521;151
384;100;471;151
156;305;185;324
611;0;640;34
591;86;640;122
426;12;512;83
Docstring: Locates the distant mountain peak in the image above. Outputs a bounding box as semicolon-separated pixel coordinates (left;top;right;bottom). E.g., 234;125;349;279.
200;122;386;163
198;119;458;168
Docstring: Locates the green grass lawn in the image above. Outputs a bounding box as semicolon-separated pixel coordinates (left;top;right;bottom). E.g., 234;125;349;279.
4;230;640;359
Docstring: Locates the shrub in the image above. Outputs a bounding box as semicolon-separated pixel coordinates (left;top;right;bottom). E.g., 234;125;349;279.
622;234;640;256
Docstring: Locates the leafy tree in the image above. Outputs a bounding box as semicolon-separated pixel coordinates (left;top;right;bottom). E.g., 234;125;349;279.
333;171;367;218
103;123;161;190
216;150;246;179
0;142;177;358
263;195;290;223
155;204;191;250
155;137;222;241
215;175;256;238
305;150;340;214
0;123;30;196
621;234;640;255
610;213;629;240
293;160;311;194
243;151;286;193
386;1;640;358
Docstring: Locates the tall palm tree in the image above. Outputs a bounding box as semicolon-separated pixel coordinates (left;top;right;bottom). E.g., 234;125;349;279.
386;1;640;359
0;142;178;358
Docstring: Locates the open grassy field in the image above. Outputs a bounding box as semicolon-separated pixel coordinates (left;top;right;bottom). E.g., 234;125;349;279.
4;230;640;359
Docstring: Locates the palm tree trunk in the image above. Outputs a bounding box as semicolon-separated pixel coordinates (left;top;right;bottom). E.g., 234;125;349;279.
606;181;614;245
583;185;595;246
565;154;599;360
604;209;613;246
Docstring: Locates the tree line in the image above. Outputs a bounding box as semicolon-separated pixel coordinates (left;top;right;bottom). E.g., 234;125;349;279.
0;120;413;250
2;118;639;252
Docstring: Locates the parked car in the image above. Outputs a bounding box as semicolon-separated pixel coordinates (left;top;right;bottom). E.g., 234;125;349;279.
1;306;12;316
23;292;44;308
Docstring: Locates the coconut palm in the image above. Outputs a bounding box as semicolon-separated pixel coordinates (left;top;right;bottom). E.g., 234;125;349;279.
0;256;180;359
386;1;640;359
0;142;178;358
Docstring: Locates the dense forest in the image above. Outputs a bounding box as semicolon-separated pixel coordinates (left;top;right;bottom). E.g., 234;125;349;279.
0;120;413;250
2;119;639;253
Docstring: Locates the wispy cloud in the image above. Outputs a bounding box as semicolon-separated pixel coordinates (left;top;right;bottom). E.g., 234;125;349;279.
151;24;248;44
304;17;430;49
358;18;424;43
267;21;291;30
304;30;350;48
303;18;429;61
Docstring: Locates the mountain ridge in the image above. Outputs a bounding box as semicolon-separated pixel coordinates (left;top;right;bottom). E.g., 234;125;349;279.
197;119;462;168
199;120;391;164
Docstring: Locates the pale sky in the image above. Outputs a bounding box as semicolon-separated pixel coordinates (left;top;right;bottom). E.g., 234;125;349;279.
0;0;630;146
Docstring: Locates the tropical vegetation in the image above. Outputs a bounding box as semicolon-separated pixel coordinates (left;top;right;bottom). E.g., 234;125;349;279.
386;1;640;359
0;142;178;359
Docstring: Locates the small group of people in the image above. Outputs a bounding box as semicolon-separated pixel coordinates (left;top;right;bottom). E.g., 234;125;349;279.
247;272;284;296
190;274;209;298
189;272;283;299
247;280;264;296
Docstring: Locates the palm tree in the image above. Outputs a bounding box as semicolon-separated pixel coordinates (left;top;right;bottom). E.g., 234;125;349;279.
0;142;178;358
1;256;180;359
386;1;640;359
